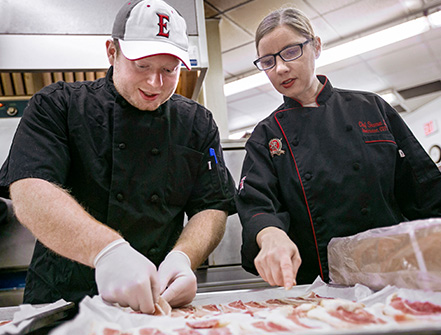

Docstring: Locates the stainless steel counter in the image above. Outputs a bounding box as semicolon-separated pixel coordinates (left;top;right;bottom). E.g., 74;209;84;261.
195;264;270;292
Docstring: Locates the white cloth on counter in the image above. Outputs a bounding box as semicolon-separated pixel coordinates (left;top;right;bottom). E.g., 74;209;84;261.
0;299;70;335
49;277;441;335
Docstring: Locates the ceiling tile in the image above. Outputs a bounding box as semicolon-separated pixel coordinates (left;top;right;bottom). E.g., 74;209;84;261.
205;0;252;12
229;90;281;116
222;43;257;79
426;29;441;65
310;16;341;45
366;44;432;79
203;2;219;19
225;0;313;36
321;0;411;42
405;92;441;113
227;91;281;131
306;0;360;15
322;59;387;92
378;60;441;92
219;16;254;52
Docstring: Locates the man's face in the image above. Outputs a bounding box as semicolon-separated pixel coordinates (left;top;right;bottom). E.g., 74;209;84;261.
107;40;181;111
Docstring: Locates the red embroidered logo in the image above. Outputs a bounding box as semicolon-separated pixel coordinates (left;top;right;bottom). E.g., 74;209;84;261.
358;119;388;134
269;138;285;157
157;13;170;38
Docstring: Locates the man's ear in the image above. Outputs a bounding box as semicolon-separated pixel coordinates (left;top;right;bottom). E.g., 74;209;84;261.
106;39;116;65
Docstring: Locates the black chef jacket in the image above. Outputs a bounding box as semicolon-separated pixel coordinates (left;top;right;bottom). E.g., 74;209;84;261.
0;67;236;304
237;75;441;285
0;198;7;226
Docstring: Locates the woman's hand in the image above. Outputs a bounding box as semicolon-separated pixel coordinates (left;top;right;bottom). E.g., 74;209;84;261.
255;227;302;289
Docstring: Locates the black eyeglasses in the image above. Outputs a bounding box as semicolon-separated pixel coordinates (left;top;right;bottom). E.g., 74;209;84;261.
253;39;311;71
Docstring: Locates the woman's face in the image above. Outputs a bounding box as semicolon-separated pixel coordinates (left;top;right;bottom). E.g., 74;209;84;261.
257;25;321;104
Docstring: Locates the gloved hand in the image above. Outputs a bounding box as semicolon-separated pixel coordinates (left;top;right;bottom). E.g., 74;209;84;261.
94;239;159;314
158;250;197;307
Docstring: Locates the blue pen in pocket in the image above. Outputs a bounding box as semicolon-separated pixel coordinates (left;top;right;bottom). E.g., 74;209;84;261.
209;148;218;164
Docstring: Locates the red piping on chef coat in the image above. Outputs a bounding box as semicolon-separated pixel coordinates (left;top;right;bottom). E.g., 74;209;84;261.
274;111;325;280
365;140;397;145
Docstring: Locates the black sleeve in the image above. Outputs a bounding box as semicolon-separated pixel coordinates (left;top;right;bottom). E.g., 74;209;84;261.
236;132;291;275
0;85;70;197
0;198;8;225
382;99;441;219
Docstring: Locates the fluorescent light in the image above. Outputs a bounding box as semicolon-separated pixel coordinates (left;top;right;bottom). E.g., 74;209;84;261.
428;10;441;27
224;72;269;96
379;91;399;105
316;16;429;67
224;10;440;97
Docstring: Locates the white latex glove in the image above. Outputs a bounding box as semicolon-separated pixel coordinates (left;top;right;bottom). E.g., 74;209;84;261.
158;250;197;307
94;239;159;314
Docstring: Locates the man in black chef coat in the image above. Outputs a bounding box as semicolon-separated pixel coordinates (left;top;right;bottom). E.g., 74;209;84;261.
0;0;236;313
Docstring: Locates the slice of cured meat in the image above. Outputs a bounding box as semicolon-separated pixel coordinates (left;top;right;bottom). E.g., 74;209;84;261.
174;329;202;335
138;328;167;335
207;328;233;335
220;300;248;313
390;296;441;316
252;321;291;332
153;296;172;316
186;319;220;329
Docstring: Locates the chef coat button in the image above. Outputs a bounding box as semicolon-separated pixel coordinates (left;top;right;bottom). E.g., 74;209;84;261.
316;217;323;224
151;148;160;155
292;138;299;146
116;193;124;202
150;194;160;204
278;113;284;119
353;163;360;170
149;248;158;256
305;173;312;180
361;208;369;215
118;142;126;150
346;125;353;131
345;96;352;102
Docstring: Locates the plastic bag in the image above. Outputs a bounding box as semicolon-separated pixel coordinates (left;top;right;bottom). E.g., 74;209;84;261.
328;218;441;291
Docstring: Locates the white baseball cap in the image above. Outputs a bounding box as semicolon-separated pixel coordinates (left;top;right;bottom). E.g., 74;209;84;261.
112;0;191;70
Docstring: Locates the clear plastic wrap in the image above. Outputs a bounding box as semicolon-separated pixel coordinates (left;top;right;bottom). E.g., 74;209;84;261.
328;218;441;291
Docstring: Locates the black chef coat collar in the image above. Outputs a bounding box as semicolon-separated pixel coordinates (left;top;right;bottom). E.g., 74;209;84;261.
283;75;333;108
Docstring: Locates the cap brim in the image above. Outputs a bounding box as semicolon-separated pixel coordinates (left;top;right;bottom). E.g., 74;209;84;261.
119;40;192;70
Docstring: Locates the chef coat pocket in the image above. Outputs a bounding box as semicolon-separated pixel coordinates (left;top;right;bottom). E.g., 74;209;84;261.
166;144;204;205
362;132;396;145
207;152;224;193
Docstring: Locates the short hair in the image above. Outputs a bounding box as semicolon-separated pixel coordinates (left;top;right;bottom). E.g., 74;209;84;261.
113;38;122;56
255;8;316;52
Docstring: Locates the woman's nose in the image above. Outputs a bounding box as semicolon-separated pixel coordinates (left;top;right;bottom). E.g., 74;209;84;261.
274;55;289;73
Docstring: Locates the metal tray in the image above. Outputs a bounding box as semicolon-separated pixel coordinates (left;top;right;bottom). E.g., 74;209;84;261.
0;301;75;334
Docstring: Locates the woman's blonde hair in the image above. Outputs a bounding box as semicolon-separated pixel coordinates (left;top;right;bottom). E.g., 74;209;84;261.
255;8;316;52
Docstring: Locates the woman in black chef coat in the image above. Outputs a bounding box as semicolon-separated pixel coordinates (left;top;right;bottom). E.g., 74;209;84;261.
236;7;441;289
